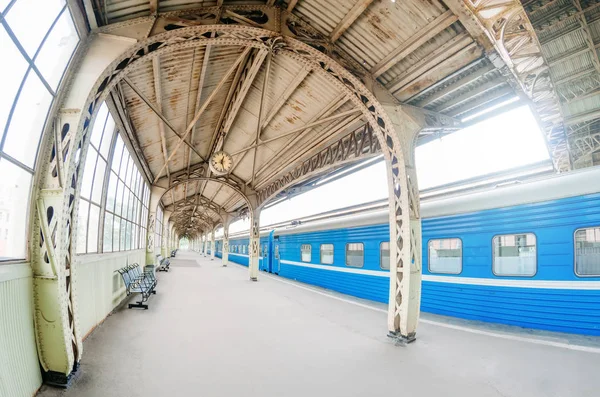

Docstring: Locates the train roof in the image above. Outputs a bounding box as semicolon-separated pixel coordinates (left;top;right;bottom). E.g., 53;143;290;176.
275;165;600;236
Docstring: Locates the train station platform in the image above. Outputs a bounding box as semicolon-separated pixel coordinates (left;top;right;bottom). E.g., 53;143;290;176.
38;250;599;397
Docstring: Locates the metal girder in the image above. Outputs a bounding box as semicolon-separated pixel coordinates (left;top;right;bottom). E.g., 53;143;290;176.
329;0;375;43
152;56;176;206
371;10;458;78
387;35;477;93
256;123;380;208
447;0;572;171
210;48;268;155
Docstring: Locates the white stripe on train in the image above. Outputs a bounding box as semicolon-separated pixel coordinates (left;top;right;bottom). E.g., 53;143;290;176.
279;259;600;290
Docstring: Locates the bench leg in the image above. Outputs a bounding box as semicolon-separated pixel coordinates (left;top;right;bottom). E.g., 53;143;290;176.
128;302;149;310
152;290;157;294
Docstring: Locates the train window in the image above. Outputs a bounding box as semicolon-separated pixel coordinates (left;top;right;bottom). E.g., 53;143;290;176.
428;239;462;274
380;242;390;270
492;233;536;277
346;243;364;268
320;244;334;264
301;244;311;262
263;244;268;257
575;227;600;276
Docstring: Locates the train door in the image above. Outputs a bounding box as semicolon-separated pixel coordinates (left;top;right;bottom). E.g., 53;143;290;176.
273;241;280;274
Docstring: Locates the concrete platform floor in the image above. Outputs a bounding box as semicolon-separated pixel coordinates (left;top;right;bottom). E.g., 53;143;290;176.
39;250;599;397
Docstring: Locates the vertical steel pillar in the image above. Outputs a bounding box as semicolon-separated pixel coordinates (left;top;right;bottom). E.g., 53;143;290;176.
28;32;134;385
222;222;230;267
249;208;261;281
382;104;425;342
146;186;165;266
161;211;172;258
210;229;216;260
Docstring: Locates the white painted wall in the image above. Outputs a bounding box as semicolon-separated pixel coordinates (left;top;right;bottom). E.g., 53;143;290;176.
0;264;42;397
75;249;146;337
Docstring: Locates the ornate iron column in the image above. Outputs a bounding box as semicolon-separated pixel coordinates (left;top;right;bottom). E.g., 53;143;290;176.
210;229;216;261
248;208;261;281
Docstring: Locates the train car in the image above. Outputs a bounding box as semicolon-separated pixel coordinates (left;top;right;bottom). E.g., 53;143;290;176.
218;166;600;336
220;231;272;270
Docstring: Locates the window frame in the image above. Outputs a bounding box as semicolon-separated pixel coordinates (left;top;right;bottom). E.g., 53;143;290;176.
345;242;364;268
320;243;334;265
0;3;82;263
427;238;463;275
300;244;311;263
380;241;390;270
491;232;538;278
573;226;600;278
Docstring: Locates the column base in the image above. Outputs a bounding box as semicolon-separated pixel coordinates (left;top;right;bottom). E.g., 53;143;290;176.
387;331;416;346
43;362;80;388
250;277;258;282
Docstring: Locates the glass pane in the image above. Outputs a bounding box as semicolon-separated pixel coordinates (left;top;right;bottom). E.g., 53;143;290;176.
346;243;364;268
80;149;97;200
115;180;124;215
0;26;29;135
111;134;123;172
120;218;126;251
575;227;600;276
0;160;31;260
119;152;130;180
380;242;390;270
76;200;89;254
106;172;117;213
99;115;114;159
34;10;79;90
301;244;311;262
103;212;113;252
320;244;333;264
428;239;462;274
113;216;120;251
493;234;536;276
5;0;65;57
89;103;108;150
91;157;106;204
125;221;131;251
3;70;53;167
87;204;100;253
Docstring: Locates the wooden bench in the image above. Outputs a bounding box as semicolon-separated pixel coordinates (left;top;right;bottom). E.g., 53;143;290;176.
116;263;157;309
170;249;178;258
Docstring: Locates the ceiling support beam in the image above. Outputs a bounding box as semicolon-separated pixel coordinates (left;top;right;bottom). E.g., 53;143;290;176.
250;93;348;183
287;0;299;12
387;35;475;93
231;109;362;156
416;63;495;108
152;57;176;205
329;0;375;43
371;10;458;78
255;111;364;189
261;67;311;129
211;49;268;155
125;46;251;183
122;76;206;163
251;52;273;188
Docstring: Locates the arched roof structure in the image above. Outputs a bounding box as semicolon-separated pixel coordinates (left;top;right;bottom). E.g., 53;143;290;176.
71;0;600;237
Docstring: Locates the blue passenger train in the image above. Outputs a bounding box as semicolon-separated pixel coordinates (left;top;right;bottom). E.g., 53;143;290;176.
215;167;600;336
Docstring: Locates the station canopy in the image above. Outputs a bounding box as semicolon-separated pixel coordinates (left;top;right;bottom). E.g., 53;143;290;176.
82;0;600;237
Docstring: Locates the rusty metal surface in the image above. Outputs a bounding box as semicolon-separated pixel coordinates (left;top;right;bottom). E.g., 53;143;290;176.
87;0;559;236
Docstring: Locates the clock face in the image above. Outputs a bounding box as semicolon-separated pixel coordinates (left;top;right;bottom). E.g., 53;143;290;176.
209;151;233;175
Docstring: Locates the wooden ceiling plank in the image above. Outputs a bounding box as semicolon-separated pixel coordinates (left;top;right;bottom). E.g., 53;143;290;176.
371;10;458;78
330;0;375;43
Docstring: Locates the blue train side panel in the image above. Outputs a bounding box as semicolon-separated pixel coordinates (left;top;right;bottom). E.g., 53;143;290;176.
273;192;600;336
421;192;600;336
277;225;389;303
